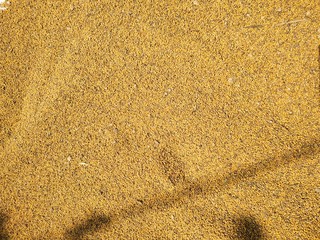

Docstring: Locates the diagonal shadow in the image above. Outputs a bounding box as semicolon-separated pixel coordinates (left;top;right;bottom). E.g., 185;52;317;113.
64;213;110;240
112;138;320;220
64;138;320;238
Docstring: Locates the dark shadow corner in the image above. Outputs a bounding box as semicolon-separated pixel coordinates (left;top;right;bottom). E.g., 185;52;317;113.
234;215;265;240
64;213;110;240
0;212;9;240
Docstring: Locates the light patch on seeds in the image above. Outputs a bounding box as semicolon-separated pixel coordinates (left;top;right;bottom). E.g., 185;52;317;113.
0;0;9;11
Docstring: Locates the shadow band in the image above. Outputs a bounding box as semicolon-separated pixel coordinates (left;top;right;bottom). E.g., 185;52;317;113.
65;138;319;238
